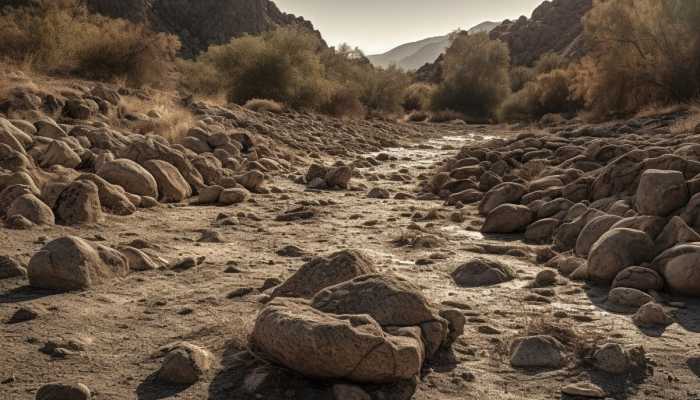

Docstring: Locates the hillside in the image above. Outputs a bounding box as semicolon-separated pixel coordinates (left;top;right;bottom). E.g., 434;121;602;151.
0;0;323;58
368;21;499;70
489;0;592;66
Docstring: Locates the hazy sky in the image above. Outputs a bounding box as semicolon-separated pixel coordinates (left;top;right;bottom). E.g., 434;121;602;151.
274;0;544;54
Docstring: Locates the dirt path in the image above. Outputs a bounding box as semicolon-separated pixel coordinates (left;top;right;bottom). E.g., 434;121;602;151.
1;125;699;400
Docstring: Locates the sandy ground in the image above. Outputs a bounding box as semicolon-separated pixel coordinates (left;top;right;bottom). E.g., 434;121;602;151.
1;124;699;400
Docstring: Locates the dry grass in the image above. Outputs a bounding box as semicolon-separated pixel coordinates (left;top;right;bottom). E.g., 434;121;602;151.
670;104;700;134
118;92;195;143
243;98;285;114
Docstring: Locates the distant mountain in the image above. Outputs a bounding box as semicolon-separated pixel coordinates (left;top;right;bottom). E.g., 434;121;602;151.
367;21;499;71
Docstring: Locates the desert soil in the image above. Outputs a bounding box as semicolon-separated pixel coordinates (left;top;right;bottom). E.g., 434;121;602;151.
2;123;699;400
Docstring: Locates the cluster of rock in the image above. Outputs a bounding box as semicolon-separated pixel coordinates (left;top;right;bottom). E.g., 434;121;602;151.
250;250;464;397
0;83;289;229
427;116;700;302
303;163;353;190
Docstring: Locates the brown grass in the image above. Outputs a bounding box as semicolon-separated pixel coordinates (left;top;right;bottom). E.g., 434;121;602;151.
243;98;285;114
118;92;194;142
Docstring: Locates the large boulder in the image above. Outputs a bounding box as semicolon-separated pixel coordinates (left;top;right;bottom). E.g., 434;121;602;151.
652;244;700;296
510;335;564;369
612;267;663;291
482;204;533;234
39;140;82;169
143;159;191;203
479;182;526;216
6;194;55;225
156;342;212;385
312;274;451;359
587;228;655;284
272;250;376;299
27;236;128;290
54;180;103;225
251;298;424;383
0;184;36;217
451;258;514;287
97;159;158;198
77;174;136;216
575;214;623;257
0;117;27;154
635;169;688;216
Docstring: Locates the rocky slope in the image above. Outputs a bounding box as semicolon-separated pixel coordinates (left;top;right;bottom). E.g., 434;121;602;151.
489;0;593;66
416;0;592;82
0;0;323;58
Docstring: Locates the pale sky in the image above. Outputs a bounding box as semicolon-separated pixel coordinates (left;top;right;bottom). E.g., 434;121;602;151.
274;0;544;54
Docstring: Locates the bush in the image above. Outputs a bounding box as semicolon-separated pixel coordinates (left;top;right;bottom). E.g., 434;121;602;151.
572;0;700;117
0;0;180;87
534;52;569;75
402;83;434;111
407;110;429;122
243;98;285;113
510;66;534;92
321;86;365;118
500;68;580;121
431;33;511;120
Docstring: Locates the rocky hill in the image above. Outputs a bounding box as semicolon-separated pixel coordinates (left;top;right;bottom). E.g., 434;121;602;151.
368;21;499;71
0;0;323;58
416;0;592;82
489;0;593;66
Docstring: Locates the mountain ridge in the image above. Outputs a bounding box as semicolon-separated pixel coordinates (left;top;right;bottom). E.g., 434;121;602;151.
367;21;499;71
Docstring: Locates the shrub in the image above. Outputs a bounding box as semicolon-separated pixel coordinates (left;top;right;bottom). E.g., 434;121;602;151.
402;83;435;111
407;110;429;122
192;26;332;111
500;68;580;121
0;0;179;87
534;52;569;75
431;33;511;120
358;65;410;114
510;66;535;92
243;98;285;113
572;0;700;117
321;86;365;118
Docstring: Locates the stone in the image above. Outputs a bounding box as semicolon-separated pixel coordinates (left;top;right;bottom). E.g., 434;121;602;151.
0;255;26;279
218;188;249;205
482;204;534;234
251;298;423;383
272;250;375;299
35;382;91;400
143;159;191;203
196;185;224;205
7;194;55;225
40;140;81;169
28;236;128;291
54;180;103;225
367;187;390;199
635;169;688;216
97;159;158;198
510;335;564;369
607;287;653;309
633;302;673;327
655;216;700;254
77;174;136;216
0;184;36;217
654;245;700;296
534;269;557;287
593;343;630;374
525;218;559;244
479;182;526;215
7;305;41;323
452;258;514;287
332;384;371;400
0;117;27;154
325;165;353;189
156;342;212;385
120;246;158;271
587;229;655;284
611;267;663;291
561;382;606;398
575;214;622;257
